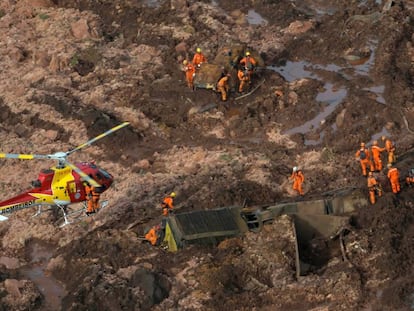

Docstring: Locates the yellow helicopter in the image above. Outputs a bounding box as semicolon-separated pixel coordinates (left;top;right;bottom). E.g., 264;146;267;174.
0;122;129;226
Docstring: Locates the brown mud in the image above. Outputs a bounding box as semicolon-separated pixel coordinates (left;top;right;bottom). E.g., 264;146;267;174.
0;0;413;310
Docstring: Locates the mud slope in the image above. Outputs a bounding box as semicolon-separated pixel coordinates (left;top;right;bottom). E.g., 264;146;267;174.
0;0;413;310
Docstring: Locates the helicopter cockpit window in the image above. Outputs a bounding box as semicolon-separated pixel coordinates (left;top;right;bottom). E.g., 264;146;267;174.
98;168;112;179
31;179;41;188
96;172;104;181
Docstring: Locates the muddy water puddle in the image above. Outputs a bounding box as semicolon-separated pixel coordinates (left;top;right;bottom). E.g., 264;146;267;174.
142;0;162;8
268;40;381;143
247;9;268;26
291;0;338;17
269;61;347;136
364;85;385;104
21;241;66;311
287;83;346;135
369;127;390;145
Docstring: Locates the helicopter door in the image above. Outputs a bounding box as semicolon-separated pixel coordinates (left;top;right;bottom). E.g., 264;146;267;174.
67;180;84;203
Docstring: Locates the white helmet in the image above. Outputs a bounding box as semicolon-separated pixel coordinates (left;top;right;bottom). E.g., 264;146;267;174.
293;166;298;172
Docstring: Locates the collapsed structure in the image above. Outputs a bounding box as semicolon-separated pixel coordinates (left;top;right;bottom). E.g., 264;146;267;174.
158;187;367;277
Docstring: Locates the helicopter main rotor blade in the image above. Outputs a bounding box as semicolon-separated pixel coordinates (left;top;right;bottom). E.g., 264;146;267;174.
66;122;130;156
0;153;50;160
65;161;101;188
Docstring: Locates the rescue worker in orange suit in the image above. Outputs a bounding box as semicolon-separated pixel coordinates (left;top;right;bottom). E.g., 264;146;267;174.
355;142;374;176
217;74;231;101
290;166;305;196
192;47;207;69
84;182;100;215
239;51;257;80
367;171;382;204
237;68;250;93
406;169;414;186
381;135;396;165
183;60;196;89
371;140;385;172
161;192;176;216
386;163;400;194
145;225;161;246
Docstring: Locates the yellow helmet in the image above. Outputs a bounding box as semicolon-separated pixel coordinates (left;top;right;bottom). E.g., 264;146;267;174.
196;47;201;53
170;192;176;198
183;60;188;65
245;51;251;56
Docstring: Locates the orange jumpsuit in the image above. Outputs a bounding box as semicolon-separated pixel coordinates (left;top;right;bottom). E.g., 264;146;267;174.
406;175;414;186
184;62;196;89
238;69;249;93
371;145;385;171
290;170;305;195
192;52;207;68
367;175;382;204
161;196;174;216
239;56;257;79
217;75;230;101
85;185;100;213
145;227;159;246
384;139;396;164
355;148;374;176
387;167;400;194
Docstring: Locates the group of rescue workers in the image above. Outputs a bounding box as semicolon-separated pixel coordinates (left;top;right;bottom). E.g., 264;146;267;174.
144;192;176;246
144;134;412;246
284;135;413;203
182;48;258;101
355;136;413;205
141;48;414;247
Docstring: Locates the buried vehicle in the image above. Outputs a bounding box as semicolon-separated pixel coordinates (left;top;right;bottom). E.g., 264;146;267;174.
193;45;265;92
154;187;368;277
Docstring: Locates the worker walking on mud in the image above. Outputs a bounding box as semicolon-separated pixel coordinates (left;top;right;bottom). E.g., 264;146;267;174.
290;166;305;196
84;181;101;215
192;47;207;68
367;171;382;204
237;68;250;93
371;140;385;171
183;60;196;89
381;135;396;165
217;73;231;101
386;163;400;194
161;192;176;216
355;142;374;176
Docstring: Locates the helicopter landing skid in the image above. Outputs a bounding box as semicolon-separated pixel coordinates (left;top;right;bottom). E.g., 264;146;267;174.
58;204;71;227
32;205;44;218
57;200;109;227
